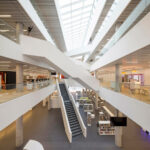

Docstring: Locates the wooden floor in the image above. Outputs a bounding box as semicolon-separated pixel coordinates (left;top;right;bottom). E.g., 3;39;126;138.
0;103;150;150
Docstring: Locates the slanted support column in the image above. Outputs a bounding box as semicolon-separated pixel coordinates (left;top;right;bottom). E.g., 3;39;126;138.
115;125;123;147
16;23;23;43
115;64;121;92
16;116;23;147
48;95;51;110
115;110;123;147
16;23;24;147
95;94;99;110
115;63;123;147
42;98;47;107
16;64;23;92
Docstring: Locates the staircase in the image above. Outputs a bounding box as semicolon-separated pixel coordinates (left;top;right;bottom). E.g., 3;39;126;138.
59;83;82;137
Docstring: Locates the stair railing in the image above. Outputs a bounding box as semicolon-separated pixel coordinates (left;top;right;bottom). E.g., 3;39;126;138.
56;80;72;143
64;80;87;138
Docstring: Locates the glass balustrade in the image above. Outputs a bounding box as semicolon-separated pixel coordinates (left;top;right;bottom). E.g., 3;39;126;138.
100;80;150;104
0;80;52;104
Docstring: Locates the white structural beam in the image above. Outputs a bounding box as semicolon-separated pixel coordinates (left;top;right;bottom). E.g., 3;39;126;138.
100;0;150;55
85;0;131;62
0;35;53;71
91;12;150;71
20;35;99;91
83;0;106;46
0;84;56;131
65;46;90;57
17;0;55;45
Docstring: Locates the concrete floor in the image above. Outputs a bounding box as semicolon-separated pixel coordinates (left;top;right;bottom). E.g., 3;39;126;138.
0;103;150;150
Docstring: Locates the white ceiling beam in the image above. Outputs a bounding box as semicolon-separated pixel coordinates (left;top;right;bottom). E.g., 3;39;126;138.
17;0;55;45
90;12;150;71
99;0;150;55
65;46;91;57
85;0;131;62
54;0;68;50
83;0;106;46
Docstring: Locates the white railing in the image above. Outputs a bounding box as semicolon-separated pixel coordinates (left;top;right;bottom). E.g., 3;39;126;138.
64;79;87;138
70;94;87;138
56;80;72;143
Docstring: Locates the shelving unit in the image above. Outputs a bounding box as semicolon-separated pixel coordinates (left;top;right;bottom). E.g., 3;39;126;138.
98;121;115;135
83;104;93;112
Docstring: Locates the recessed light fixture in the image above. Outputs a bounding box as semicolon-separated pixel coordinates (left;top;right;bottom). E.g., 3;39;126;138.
0;15;12;18
0;29;9;32
23;29;27;32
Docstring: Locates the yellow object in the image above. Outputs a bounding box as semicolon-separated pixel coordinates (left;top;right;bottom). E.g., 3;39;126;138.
132;70;137;73
121;72;126;74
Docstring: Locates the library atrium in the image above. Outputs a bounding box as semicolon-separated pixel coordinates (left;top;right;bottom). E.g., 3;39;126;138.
0;0;150;150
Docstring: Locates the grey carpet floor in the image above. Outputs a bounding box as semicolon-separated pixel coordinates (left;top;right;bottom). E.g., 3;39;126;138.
0;103;150;150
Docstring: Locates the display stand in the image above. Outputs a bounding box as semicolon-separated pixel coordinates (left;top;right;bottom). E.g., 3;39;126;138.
87;112;92;126
83;104;93;112
26;83;33;90
98;121;115;135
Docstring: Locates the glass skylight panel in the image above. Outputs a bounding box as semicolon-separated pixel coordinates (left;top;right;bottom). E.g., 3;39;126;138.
83;5;92;12
59;0;71;7
72;2;83;10
82;12;91;18
85;0;93;5
72;9;82;16
60;6;71;14
58;0;96;51
61;13;71;19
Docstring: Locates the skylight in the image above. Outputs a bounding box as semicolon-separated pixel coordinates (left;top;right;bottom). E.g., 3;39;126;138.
57;0;99;51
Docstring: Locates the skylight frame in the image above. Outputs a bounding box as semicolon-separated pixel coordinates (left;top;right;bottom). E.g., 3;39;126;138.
56;0;98;51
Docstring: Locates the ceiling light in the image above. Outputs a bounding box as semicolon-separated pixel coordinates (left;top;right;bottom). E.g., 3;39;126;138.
0;23;5;25
0;29;9;32
0;15;11;18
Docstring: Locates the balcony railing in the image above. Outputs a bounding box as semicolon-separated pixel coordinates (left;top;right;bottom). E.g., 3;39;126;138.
100;80;150;104
0;80;52;104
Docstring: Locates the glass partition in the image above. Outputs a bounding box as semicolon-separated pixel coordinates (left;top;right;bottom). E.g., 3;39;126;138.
0;80;52;104
100;80;150;104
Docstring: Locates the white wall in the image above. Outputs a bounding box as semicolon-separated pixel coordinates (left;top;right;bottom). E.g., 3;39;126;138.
0;84;56;131
20;35;99;92
99;87;150;132
91;12;150;71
